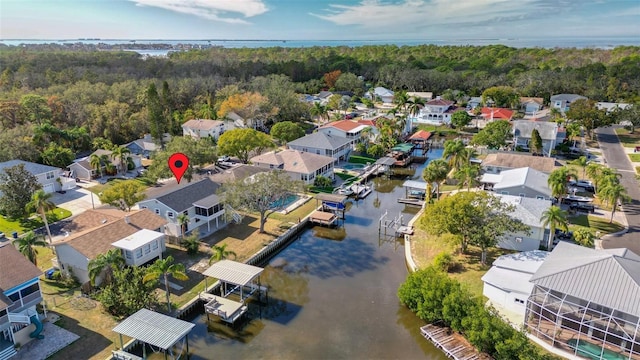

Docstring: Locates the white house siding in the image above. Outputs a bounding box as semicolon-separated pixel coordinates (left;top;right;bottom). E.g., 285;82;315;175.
494;187;551;200
287;144;349;162
68;163;93;181
55;244;91;284
35;169;62;193
498;228;545;252
121;238;165;267
484;284;529;315
137;201;178;234
138;200;226;237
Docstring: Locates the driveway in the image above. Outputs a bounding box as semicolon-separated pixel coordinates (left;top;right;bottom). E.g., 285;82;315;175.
595;126;640;255
50;187;102;216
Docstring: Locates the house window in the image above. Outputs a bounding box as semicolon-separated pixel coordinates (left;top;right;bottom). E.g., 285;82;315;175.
514;298;525;305
183;210;188;216
20;283;40;298
125;250;132;260
135;248;143;258
141;206;147;209
519;193;525;197
154;209;160;215
144;243;151;254
536;196;544;200
46;171;55;179
151;240;158;250
500;191;509;195
167;211;174;218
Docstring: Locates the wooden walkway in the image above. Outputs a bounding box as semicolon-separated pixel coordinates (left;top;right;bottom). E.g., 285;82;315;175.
420;324;488;360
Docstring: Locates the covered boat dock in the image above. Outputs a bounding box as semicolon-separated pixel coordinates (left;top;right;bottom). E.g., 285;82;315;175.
398;179;428;206
315;193;347;219
201;260;266;323
112;308;195;360
309;210;339;227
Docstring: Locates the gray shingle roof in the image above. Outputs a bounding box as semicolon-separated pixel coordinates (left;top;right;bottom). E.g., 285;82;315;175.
530;242;640;317
112;308;195;350
482;153;558;173
494;194;551;228
152;178;220;213
512;120;558;140
491;167;551;197
0;160;60;176
550;94;587;103
288;132;351;150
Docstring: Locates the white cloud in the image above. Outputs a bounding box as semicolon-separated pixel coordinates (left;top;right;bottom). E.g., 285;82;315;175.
312;0;568;33
130;0;268;24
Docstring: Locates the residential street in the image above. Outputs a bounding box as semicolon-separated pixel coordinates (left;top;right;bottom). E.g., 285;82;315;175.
595;126;640;255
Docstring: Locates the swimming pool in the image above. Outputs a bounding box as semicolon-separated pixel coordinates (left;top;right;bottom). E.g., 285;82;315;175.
341;163;366;170
269;194;300;209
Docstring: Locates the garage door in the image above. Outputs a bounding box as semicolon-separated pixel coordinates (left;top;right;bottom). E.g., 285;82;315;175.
43;183;55;193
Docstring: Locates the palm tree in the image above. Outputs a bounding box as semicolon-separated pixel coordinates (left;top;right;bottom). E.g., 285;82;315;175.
586;163;605;192
13;231;47;266
454;165;480;191
598;183;630;223
142;256;189;312
89;153;103;179
209;243;237;264
27;189;56;245
540;205;569;250
177;213;190;240
111;146;131;175
548;166;577;203
422;159;450;200
87;248;125;286
393;91;409;113
443;140;466;172
406;96;424;118
310;102;328;123
570;156;589;179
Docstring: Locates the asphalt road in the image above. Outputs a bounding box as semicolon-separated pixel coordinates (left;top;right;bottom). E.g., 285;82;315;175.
595;126;640;254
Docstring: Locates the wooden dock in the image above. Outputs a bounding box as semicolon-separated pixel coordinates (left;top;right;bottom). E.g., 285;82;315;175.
200;292;248;324
420;324;486;360
398;198;425;206
309;210;339;226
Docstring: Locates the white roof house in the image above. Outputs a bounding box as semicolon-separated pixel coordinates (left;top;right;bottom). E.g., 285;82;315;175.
182;119;225;140
482;250;548;322
111;229;165;267
481;167;552;200
250;149;335;185
526;243;640;359
367;87;394;104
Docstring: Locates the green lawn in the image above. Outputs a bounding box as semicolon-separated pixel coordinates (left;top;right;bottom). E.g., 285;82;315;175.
0;207;72;236
615;128;640;148
628;154;640;162
568;215;625;236
88;177;154;195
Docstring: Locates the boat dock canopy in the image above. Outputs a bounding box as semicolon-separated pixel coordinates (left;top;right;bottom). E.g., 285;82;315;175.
316;193;348;204
203;259;264;287
402;180;428;190
113;308;195;351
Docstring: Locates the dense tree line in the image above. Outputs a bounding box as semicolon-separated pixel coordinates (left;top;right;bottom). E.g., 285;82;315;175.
0;44;638;164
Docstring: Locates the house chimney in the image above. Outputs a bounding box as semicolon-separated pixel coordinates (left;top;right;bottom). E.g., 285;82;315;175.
124;216;130;224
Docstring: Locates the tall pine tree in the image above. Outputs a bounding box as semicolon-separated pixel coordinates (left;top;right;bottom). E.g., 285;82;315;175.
146;83;166;149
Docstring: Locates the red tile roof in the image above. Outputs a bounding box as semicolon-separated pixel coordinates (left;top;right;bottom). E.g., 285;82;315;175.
321;120;365;132
409;130;432;141
481;107;514;120
357;119;377;127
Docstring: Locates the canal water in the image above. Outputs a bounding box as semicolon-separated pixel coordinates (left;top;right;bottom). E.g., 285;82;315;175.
183;148;447;359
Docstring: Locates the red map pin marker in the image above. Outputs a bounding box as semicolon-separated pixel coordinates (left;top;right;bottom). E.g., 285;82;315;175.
168;153;189;184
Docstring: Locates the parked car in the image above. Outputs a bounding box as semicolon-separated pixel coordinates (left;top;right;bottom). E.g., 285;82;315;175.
570;203;595;213
555;229;574;240
217;155;230;163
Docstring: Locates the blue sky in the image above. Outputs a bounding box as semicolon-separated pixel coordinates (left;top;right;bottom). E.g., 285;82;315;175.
1;0;639;40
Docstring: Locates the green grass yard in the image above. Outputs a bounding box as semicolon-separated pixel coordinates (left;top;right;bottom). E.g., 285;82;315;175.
628;154;640;162
88;177;154;195
568;214;625;236
0;207;72;236
615;128;640;148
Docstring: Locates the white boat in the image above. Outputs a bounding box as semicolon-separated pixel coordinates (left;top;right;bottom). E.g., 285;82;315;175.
333;186;354;196
350;184;372;198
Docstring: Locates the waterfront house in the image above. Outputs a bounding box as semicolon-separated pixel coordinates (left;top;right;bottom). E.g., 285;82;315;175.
317;120;370;147
512;120;565;157
494;194;552;251
550;94;587;113
182;119;225;140
0;243;44;358
481;152;558;174
0;160;76;194
526;243;640;359
250;149;334;185
52;209;167;285
411;97;461;125
480;167;552;200
137;178;224;238
287;132;352;162
519;97;544;114
482;250;548;320
69;149;143;181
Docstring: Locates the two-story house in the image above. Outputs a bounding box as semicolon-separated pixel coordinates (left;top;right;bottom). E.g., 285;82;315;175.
512;120;565;157
317;120;370;147
0;243;44;358
493;194;552;252
0;160;76;194
182;119;225;140
51;209;167;285
411;97;461;126
137;178;224;238
287;132;352;162
480;167;552;200
550;94;587;113
250;149;335;185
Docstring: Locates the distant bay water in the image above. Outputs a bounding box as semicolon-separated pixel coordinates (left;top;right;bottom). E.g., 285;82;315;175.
1;37;638;56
